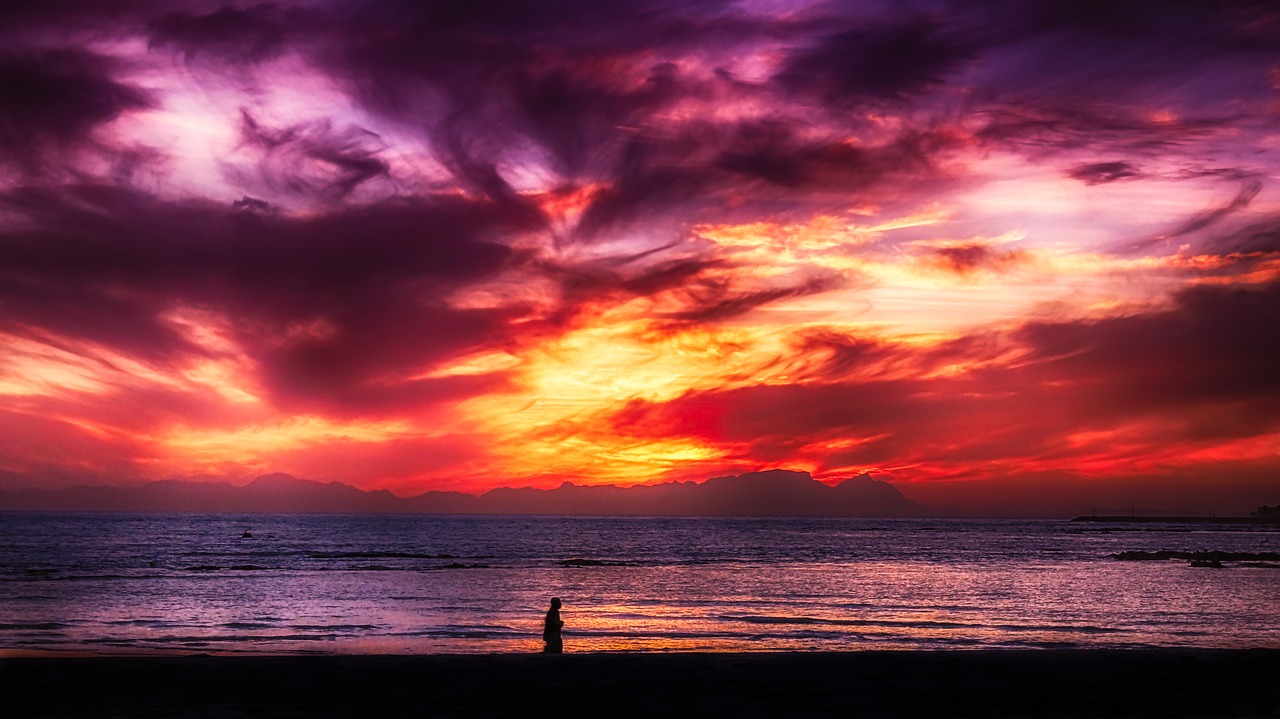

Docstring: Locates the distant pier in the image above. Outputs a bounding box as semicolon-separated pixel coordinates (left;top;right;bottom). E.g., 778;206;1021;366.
1073;504;1280;524
1071;515;1277;524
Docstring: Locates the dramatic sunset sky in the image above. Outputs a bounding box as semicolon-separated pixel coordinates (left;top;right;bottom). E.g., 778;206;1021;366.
1;0;1278;513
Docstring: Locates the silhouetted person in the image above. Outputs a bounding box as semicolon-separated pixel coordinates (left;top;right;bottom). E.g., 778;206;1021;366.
542;597;563;653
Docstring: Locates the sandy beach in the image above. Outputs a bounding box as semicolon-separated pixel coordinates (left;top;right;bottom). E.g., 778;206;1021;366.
4;649;1279;718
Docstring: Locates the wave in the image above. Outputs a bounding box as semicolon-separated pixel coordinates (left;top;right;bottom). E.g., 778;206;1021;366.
318;562;491;571
413;629;521;639
177;550;497;563
718;614;1122;634
0;622;71;631
2;562;493;581
0;573;160;582
106;619;194;628
307;551;464;560
82;633;345;644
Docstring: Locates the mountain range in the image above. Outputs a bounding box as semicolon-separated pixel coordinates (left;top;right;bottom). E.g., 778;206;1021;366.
0;469;924;517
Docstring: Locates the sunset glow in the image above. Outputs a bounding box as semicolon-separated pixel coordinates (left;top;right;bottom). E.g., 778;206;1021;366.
1;0;1278;513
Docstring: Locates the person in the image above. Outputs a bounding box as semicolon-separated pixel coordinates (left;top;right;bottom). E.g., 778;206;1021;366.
542;597;564;653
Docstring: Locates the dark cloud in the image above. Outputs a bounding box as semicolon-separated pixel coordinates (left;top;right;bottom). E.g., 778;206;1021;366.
716;121;953;191
117;0;1271;248
1176;167;1260;182
930;243;1026;275
232;195;272;213
149;5;291;65
1013;280;1280;415
534;243;840;332
532;254;723;331
1068;161;1140;185
792;330;890;378
0;0;148;36
774;20;973;101
0;50;151;170
1207;215;1280;255
574;118;965;241
508;61;687;177
0;183;535;414
970;0;1280;110
663;275;840;324
319;0;743;181
327;0;742;85
262;339;513;416
233;111;391;201
614;258;719;298
1014;0;1280;51
571;135;718;239
974;105;1232;156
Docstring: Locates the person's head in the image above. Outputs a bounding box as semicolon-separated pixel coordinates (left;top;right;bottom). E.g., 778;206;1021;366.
550;597;561;609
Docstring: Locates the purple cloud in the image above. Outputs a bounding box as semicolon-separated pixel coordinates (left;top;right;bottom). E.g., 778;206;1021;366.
0;50;151;171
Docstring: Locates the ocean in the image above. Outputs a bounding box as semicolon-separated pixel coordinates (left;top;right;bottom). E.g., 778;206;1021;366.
1;513;1278;655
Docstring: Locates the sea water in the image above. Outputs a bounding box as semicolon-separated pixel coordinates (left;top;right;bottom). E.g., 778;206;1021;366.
1;513;1278;654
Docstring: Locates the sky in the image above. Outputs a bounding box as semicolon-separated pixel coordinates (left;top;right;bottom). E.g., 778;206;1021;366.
1;0;1278;514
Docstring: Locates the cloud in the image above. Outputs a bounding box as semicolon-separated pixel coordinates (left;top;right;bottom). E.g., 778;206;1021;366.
0;184;534;414
0;407;152;486
1209;215;1280;256
662;274;840;324
0;1;147;36
1162;180;1263;239
317;0;743;172
0;0;1278;502
1068;161;1141;185
929;242;1026;275
1013;280;1280;418
610;278;1280;478
774;20;973;102
149;5;292;65
232;110;391;201
974;105;1232;157
1120;179;1264;253
506;61;688;177
716;121;959;191
0;50;152;171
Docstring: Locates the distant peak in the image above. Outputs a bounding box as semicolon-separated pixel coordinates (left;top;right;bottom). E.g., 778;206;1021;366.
707;469;816;484
248;473;305;486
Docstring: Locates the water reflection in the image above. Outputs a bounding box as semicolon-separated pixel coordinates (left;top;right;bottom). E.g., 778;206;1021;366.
1;514;1277;655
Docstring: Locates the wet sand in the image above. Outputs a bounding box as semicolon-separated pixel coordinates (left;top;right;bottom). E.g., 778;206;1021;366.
4;649;1279;718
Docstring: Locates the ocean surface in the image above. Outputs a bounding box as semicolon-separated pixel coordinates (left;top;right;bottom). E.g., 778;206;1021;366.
1;513;1278;655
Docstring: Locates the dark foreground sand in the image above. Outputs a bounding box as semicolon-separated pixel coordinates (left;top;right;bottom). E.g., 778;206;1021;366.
4;650;1279;718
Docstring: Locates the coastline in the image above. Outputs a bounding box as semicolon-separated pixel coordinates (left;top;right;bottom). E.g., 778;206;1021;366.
5;649;1279;718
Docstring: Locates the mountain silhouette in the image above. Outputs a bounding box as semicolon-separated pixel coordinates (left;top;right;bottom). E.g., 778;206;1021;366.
0;469;923;516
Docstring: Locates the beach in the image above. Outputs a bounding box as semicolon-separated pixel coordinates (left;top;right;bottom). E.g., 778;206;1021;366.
5;649;1279;718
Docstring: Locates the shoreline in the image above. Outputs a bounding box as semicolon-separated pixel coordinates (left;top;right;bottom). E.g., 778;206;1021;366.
5;648;1279;718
